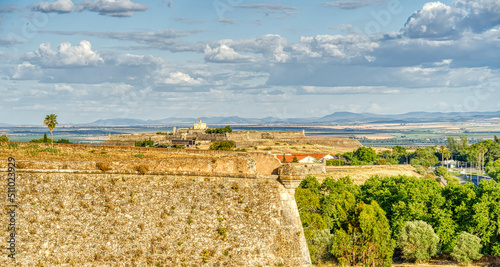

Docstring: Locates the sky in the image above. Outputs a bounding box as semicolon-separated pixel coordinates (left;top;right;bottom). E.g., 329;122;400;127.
1;0;500;124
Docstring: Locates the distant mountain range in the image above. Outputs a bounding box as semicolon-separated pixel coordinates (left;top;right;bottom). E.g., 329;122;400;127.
81;110;500;126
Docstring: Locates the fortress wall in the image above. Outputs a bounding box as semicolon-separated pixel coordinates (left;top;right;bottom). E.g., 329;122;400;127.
295;138;362;150
0;172;311;266
247;152;282;176
261;132;306;140
13;154;258;176
227;132;262;141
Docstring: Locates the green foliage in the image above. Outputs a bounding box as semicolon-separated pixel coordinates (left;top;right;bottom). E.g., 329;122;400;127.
326;159;347;166
209;141;235;150
451;232;482;264
0;134;8;142
414;165;427;175
434;166;448;177
41;147;59;153
410;147;439;167
361;176;447;243
8;143;18;149
331;201;395;267
486;159;500;181
135;138;154;147
307;229;334;264
205;125;232;134
134;154;145;158
30;137;72;144
43;133;48;143
292;155;298;163
353;146;378;164
398;220;440;263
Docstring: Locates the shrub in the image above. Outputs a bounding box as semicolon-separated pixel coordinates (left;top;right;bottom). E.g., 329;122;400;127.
209;141;235;151
376;158;387;165
451;232;482;264
414;165;427;176
96;162;112;172
263;147;272;151
41;147;59;153
308;229;334;264
8;143;18;149
135;164;149;175
0;134;8;142
134;154;145;158
434;166;448;177
398;220;440;263
217;227;227;240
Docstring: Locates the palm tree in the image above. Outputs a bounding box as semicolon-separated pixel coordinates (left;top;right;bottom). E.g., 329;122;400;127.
44;114;58;147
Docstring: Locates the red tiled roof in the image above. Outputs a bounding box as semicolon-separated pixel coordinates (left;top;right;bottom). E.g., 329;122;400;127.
275;155;309;163
289;153;329;160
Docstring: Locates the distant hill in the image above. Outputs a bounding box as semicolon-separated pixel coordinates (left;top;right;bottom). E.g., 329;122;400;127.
77;110;500;126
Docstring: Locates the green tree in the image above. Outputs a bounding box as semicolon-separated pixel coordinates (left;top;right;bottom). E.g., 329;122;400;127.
292;155;299;163
209;141;235;150
410;147;439;167
43;114;58;147
353;147;378;164
486;159;500;181
451;232;482;264
0;134;8;142
398;220;440;263
331;201;395;267
43;133;48;143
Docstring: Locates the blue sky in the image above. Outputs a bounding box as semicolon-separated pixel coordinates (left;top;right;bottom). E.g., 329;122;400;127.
1;0;500;124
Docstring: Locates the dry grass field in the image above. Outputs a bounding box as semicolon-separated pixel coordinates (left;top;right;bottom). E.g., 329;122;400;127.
314;165;421;184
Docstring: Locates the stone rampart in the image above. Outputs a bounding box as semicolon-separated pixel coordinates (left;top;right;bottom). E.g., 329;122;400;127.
0;171;311;266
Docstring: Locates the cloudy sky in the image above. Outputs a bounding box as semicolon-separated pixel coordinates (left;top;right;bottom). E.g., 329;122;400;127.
1;0;500;124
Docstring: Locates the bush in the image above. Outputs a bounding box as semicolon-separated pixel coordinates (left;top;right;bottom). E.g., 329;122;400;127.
398;220;440;263
308;229;334;264
96;162;112;172
451;232;482;264
41;147;59;153
376;158;387;165
135;164;149;175
209;141;235;151
8;143;18;149
0;134;8;142
414;165;427;176
435;166;448;177
134;154;145;158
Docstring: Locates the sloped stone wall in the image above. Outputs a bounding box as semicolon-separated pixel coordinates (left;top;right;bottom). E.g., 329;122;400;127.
0;172;311;266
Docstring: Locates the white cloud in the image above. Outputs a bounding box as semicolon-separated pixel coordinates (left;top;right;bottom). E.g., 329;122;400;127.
26;40;103;67
324;0;387;10
204;44;254;63
81;0;148;17
402;0;500;38
402;2;465;39
159;71;204;86
32;0;75;13
12;62;43;80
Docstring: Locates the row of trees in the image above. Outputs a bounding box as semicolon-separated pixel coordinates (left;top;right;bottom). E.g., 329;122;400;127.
297;175;500;265
205;125;232;134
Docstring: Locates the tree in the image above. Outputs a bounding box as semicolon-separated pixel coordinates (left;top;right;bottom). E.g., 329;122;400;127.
43;133;48;143
398;220;440;263
353;147;377;164
209;141;235;150
0;134;8;142
292;155;299;163
331;201;395;266
43;114;58;147
486;159;500;181
409;147;439;167
451;232;482;264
